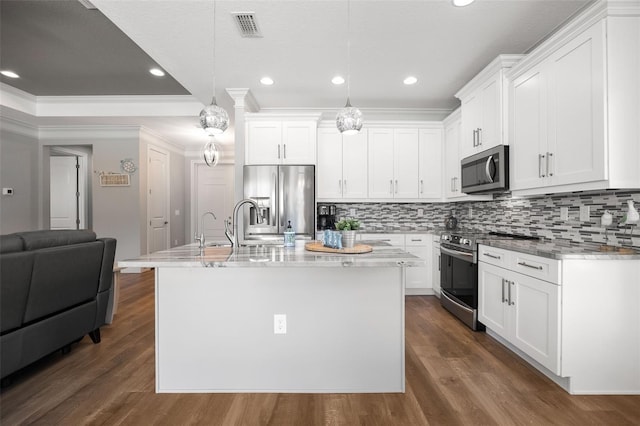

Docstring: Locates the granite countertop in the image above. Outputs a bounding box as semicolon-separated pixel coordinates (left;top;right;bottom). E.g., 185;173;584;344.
355;227;444;235
479;238;640;260
118;240;425;268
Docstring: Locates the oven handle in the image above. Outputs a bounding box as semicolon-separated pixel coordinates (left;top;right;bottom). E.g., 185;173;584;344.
440;245;475;263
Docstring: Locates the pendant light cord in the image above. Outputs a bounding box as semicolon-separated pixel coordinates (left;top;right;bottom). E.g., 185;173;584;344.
212;0;217;104
347;0;351;102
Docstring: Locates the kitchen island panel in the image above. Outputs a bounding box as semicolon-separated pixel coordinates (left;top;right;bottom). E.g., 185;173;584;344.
156;266;405;393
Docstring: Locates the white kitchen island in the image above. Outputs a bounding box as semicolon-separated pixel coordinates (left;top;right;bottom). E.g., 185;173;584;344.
118;241;423;393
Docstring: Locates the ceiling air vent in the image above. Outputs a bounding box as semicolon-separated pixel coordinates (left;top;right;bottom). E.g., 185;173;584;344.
231;12;262;38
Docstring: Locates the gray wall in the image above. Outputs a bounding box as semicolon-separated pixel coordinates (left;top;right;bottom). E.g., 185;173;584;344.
0;118;39;233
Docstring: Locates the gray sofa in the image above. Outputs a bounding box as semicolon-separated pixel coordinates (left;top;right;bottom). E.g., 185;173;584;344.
0;230;116;380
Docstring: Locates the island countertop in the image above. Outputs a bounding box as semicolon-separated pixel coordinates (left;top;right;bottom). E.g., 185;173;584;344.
118;240;425;269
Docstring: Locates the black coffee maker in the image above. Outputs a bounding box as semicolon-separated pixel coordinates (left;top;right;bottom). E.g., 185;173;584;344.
317;204;336;230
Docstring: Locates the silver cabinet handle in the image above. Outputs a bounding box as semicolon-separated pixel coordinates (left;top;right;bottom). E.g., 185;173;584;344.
343;179;347;194
454;177;458;192
501;278;506;303
485;155;494;183
277;144;281;159
539;153;546;178
517;261;543;270
477;128;482;146
420;179;424;194
472;129;477;147
508;280;513;305
395;180;398;194
338;179;342;195
438;255;440;271
410;239;422;242
283;144;287;159
483;253;501;259
547;152;553;177
389;180;393;194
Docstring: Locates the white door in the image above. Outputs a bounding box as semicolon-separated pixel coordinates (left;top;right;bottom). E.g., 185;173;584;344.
195;163;234;241
368;128;394;199
247;121;281;164
282;121;316;164
148;147;169;253
50;156;79;229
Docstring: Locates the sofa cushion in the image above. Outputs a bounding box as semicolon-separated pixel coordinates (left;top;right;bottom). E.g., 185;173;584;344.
23;241;104;323
0;252;34;333
0;234;25;254
17;230;97;251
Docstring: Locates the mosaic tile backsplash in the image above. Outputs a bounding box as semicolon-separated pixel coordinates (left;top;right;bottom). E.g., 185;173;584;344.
331;190;640;248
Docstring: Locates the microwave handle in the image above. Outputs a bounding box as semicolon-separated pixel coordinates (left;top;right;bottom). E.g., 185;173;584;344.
485;155;495;183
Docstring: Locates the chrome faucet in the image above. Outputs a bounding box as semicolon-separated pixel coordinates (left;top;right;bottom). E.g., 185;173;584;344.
227;199;264;247
195;211;217;248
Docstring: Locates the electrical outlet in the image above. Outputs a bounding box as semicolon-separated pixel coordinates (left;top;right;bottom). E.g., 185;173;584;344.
468;206;473;218
417;208;424;217
560;207;569;221
2;188;14;196
175;209;180;216
580;205;590;222
274;314;287;334
349;208;356;217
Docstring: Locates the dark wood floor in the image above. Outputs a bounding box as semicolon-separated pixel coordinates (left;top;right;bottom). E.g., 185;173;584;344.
2;270;639;425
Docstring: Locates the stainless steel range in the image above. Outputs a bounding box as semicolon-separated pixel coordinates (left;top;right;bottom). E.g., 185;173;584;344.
439;230;538;331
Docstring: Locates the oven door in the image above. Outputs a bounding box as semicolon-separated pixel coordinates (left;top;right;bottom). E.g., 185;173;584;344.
440;246;478;309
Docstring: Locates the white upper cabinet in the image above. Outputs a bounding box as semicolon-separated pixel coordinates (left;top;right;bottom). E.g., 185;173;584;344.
246;115;319;165
508;8;640;195
511;21;606;192
456;55;524;160
368;128;420;199
317;127;367;200
418;129;443;200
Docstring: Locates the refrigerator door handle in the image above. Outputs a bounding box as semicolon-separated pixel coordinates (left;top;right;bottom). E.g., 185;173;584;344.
279;171;285;227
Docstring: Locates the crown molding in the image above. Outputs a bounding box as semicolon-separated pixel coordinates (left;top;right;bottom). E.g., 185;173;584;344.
442;108;462;127
317;119;443;129
245;111;323;122
508;0;640;79
139;127;185;155
454;54;525;100
0;114;39;139
225;88;260;113
0;83;37;116
256;107;451;122
36;95;203;117
38;125;142;141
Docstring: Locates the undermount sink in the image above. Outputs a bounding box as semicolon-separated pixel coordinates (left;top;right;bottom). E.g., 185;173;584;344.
206;243;232;248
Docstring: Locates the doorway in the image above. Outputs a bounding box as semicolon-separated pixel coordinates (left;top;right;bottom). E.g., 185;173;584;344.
148;146;170;253
193;163;234;241
49;147;90;230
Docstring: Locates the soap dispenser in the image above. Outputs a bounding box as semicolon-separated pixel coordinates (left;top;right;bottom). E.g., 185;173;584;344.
284;220;295;247
625;200;639;224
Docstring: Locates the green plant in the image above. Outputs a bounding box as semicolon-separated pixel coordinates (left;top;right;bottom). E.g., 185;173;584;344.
335;218;360;231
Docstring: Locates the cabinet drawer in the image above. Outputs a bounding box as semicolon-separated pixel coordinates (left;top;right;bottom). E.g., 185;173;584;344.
358;233;405;247
478;245;510;268
405;234;431;246
511;252;560;284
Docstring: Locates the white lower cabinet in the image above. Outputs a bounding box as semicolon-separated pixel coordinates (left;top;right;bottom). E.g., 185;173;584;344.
359;233;434;295
479;262;560;374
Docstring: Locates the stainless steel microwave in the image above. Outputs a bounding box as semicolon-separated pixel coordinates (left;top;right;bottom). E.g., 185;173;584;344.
461;145;509;194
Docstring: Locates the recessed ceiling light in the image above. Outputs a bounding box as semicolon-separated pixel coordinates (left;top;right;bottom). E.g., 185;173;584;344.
332;76;345;85
452;0;475;6
403;76;418;85
149;68;165;77
260;77;274;85
1;70;20;78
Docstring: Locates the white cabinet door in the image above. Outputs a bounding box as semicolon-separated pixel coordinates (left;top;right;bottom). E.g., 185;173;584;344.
393;129;420;199
444;118;464;199
418;129;443;199
547;21;606;187
478;262;510;339
511;65;547;191
479;73;502;151
247;121;281;164
405;244;431;293
317;128;343;199
460;93;481;159
510;272;560;374
368;129;395;198
342;130;368;199
282;121;316;164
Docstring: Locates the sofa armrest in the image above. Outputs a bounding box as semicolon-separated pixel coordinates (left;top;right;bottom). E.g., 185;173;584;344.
97;238;117;294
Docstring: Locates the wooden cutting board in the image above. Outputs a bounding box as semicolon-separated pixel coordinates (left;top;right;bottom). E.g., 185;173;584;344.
305;241;373;254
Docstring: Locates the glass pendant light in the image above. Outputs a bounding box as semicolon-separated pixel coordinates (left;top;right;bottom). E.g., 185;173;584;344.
336;0;363;135
200;0;229;138
203;137;220;167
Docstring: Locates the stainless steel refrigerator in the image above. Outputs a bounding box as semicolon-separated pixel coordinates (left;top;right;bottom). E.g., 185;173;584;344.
243;165;315;240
